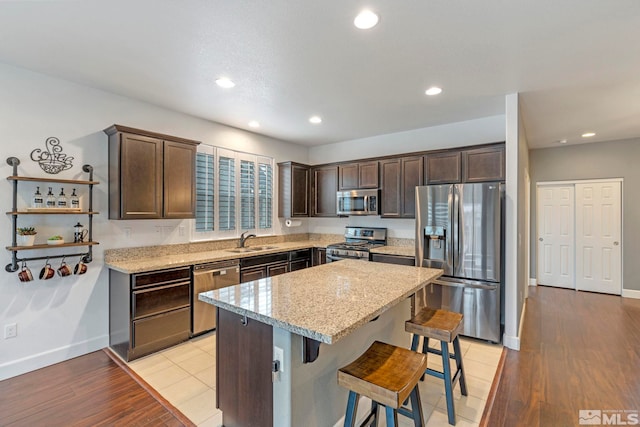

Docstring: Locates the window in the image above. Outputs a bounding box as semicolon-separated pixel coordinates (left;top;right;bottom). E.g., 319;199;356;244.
194;146;274;239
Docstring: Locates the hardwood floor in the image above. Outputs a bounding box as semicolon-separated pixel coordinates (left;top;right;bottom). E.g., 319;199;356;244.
484;285;640;426
0;349;194;427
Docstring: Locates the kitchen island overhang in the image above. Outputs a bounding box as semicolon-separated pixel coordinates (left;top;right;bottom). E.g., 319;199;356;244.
199;259;443;427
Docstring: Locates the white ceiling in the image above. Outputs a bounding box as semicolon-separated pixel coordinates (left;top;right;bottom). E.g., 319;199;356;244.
1;1;639;149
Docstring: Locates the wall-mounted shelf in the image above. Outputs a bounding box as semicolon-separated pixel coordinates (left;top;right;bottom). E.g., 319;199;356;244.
5;157;100;273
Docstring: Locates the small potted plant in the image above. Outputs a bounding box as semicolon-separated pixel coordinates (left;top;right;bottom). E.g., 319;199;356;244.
17;227;37;246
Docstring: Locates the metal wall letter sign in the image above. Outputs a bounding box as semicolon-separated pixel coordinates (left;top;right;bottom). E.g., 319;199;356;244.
30;137;74;174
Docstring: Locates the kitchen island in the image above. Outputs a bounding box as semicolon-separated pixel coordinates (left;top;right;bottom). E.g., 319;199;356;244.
199;259;442;427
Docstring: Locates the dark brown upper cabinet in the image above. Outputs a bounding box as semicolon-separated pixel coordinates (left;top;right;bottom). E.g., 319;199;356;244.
278;162;310;218
380;156;423;218
425;151;462;184
462;145;505;182
338;161;379;190
105;125;199;220
311;165;338;217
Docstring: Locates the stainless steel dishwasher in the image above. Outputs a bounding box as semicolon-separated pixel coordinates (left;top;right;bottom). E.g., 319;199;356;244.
192;260;240;335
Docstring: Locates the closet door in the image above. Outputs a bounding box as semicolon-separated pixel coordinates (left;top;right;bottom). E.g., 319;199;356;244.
537;185;575;289
575;182;622;295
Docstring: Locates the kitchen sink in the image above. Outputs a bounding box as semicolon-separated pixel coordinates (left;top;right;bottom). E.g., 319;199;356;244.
226;246;279;253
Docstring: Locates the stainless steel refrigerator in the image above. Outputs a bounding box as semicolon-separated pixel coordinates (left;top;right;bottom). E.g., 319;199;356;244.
415;183;503;342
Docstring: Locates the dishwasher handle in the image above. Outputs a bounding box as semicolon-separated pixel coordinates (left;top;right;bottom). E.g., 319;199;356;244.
195;266;240;277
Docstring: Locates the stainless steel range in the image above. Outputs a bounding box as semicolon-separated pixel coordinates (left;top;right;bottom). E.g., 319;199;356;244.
326;226;387;262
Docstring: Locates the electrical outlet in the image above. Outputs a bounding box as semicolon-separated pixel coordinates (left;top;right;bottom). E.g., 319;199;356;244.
124;227;132;238
4;323;17;339
274;346;284;373
178;226;185;237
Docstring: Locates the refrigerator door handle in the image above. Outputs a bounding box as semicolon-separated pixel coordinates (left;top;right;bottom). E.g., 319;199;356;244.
451;185;459;275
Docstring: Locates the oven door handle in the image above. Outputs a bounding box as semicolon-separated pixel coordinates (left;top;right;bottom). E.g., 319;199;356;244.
326;254;343;262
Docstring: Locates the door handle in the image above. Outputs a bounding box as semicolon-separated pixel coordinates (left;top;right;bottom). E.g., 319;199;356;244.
539;237;543;241
613;241;619;246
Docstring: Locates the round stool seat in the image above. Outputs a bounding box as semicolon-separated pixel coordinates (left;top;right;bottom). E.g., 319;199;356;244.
338;341;428;409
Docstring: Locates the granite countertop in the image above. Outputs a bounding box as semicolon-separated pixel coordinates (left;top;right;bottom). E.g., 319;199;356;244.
105;239;414;274
105;241;334;274
370;245;415;257
199;259;442;344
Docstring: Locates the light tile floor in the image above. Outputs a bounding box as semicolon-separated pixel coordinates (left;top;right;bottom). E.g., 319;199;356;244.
127;333;502;427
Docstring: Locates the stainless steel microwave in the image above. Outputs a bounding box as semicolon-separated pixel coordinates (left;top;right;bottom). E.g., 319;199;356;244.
336;189;380;216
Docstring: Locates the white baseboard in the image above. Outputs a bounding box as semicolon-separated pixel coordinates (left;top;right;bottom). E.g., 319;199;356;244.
529;278;537;286
0;335;109;381
503;300;526;351
622;289;640;299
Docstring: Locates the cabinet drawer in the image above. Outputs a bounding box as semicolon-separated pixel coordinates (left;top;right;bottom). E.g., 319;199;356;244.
132;282;190;319
132;308;190;358
133;267;191;288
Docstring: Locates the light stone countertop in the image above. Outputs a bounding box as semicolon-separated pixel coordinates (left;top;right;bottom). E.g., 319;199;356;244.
105;241;334;274
370;245;415;257
199;259;442;344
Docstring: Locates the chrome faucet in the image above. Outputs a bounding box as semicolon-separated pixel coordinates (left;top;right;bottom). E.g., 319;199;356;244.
238;231;257;248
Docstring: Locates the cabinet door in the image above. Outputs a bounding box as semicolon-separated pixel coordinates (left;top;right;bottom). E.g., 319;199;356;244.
338;163;359;190
401;156;423;218
118;133;163;219
462;145;505;182
358;161;379;188
278;162;310;218
425;151;461;184
240;266;267;283
380;159;401;218
312;248;326;266
217;308;273;427
312;165;338;217
163;141;197;218
267;262;289;277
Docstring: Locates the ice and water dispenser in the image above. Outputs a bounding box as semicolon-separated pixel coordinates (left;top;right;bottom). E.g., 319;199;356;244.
421;225;446;268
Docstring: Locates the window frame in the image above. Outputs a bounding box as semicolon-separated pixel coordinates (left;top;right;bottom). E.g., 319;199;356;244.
192;145;274;241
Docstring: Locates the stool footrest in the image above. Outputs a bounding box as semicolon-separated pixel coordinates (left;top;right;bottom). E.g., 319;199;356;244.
426;347;458;360
426;366;464;384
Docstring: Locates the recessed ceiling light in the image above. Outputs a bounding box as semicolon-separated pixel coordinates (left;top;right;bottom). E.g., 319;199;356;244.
309;116;322;124
581;132;596;138
248;121;260;128
215;77;235;89
425;86;443;96
354;10;379;29
557;139;568;144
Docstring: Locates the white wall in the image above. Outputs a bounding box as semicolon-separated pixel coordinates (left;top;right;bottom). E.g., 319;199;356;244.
503;93;530;351
0;63;307;380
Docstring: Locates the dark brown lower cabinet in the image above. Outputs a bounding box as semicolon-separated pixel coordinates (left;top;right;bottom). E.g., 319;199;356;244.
109;267;191;361
371;253;416;266
313;248;327;266
217;308;273;427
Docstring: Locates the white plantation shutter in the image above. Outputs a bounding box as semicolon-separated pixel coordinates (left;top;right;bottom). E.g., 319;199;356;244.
240;159;256;230
218;155;235;231
258;158;273;229
195;152;214;232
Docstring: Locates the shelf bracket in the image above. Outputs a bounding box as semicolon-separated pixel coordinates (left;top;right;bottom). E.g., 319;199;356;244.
302;337;321;364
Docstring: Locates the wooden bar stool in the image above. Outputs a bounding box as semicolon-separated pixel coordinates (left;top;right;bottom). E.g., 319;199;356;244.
405;308;467;425
338;341;428;427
